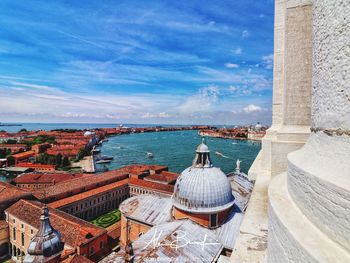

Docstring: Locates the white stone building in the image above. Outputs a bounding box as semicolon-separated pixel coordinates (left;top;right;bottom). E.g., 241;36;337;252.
231;0;350;262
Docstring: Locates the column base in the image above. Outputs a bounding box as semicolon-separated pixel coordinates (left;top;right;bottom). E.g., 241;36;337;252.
268;172;350;262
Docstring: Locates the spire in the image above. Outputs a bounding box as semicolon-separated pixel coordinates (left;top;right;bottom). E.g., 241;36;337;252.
192;137;213;168
24;205;64;262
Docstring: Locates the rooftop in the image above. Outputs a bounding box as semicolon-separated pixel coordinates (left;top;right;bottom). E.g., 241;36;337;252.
101;220;223;263
6;199;106;248
0;182;32;203
49;179;129;209
11;150;36;159
32;169;129;201
129;177;174;195
144;171;179;184
119;194;173;226
13;172;87;184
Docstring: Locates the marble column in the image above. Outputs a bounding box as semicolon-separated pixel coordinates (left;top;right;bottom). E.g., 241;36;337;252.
267;0;350;261
255;0;313;180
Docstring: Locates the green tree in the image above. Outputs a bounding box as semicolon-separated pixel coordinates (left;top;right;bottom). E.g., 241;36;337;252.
62;156;70;167
36;153;49;164
5;139;17;144
56;153;62;168
7;156;15;166
0;148;7;158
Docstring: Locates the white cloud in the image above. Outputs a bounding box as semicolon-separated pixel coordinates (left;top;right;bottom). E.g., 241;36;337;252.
178;86;219;114
262;54;274;69
243;104;263;113
224;63;239;69
242;30;250;38
232;48;242;55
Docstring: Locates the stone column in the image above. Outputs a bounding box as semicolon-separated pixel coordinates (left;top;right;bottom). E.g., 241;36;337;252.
257;0;312;179
267;0;350;261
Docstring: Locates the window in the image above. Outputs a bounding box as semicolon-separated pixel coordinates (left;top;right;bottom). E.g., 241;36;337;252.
13;227;16;240
21;224;24;229
31;229;33;234
21;232;25;246
210;214;218;228
13;218;15;223
90;247;94;256
100;241;104;249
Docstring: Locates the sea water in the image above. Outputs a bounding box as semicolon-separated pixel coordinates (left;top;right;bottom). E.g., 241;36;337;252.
97;130;260;174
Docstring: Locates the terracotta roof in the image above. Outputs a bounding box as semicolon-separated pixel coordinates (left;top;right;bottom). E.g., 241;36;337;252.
62;254;93;263
0;220;8;230
49;179;129;209
6;199;106;248
129;177;174;194
0;182;32;203
33;170;129;201
11;150;36;159
144;171;179;184
0;144;26;148
13;172;87;184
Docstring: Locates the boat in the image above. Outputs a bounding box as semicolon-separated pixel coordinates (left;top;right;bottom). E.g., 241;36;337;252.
146;152;154;159
91;147;101;154
100;155;113;161
96;159;111;164
215;151;224;157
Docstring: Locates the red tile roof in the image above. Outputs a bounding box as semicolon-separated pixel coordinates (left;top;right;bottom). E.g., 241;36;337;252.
129;177;174;194
0;220;8;230
11;150;36;159
6;199;106;248
63;254;93;263
13;172;87;184
32;170;129;201
0;144;26;148
0;182;32;204
144;171;179;184
49;179;129;209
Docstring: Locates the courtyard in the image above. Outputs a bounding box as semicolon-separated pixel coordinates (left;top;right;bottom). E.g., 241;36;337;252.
90;209;121;228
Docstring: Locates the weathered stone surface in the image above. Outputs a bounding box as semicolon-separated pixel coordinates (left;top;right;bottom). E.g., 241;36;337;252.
288;132;350;250
312;0;350;130
268;173;350;262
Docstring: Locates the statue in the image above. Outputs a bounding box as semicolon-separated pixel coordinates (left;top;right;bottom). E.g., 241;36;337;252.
236;159;241;173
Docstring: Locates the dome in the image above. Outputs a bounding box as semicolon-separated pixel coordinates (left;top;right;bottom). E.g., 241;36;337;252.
255;122;262;131
84;131;94;136
173;138;234;213
25;205;64;261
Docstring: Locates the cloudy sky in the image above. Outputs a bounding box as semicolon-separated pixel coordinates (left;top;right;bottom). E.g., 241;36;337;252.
0;0;274;125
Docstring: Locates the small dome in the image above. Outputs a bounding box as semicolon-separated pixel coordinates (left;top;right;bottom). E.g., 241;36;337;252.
173;138;234;213
84;131;94;136
255;122;262;131
26;205;64;260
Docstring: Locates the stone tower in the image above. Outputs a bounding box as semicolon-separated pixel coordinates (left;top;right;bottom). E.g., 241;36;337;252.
231;0;349;262
267;0;350;261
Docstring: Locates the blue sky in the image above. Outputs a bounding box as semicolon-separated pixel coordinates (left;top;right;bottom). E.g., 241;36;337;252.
0;0;274;125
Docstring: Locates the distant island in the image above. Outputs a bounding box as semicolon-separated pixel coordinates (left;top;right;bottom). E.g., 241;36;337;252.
0;123;22;127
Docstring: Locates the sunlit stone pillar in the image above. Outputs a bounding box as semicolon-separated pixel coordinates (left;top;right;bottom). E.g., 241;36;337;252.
268;0;350;261
257;0;312;179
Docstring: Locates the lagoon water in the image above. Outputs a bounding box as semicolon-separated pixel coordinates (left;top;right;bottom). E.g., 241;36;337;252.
97;130;260;174
1;123;261;175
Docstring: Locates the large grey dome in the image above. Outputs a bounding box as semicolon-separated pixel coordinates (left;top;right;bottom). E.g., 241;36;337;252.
173;138;234;213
